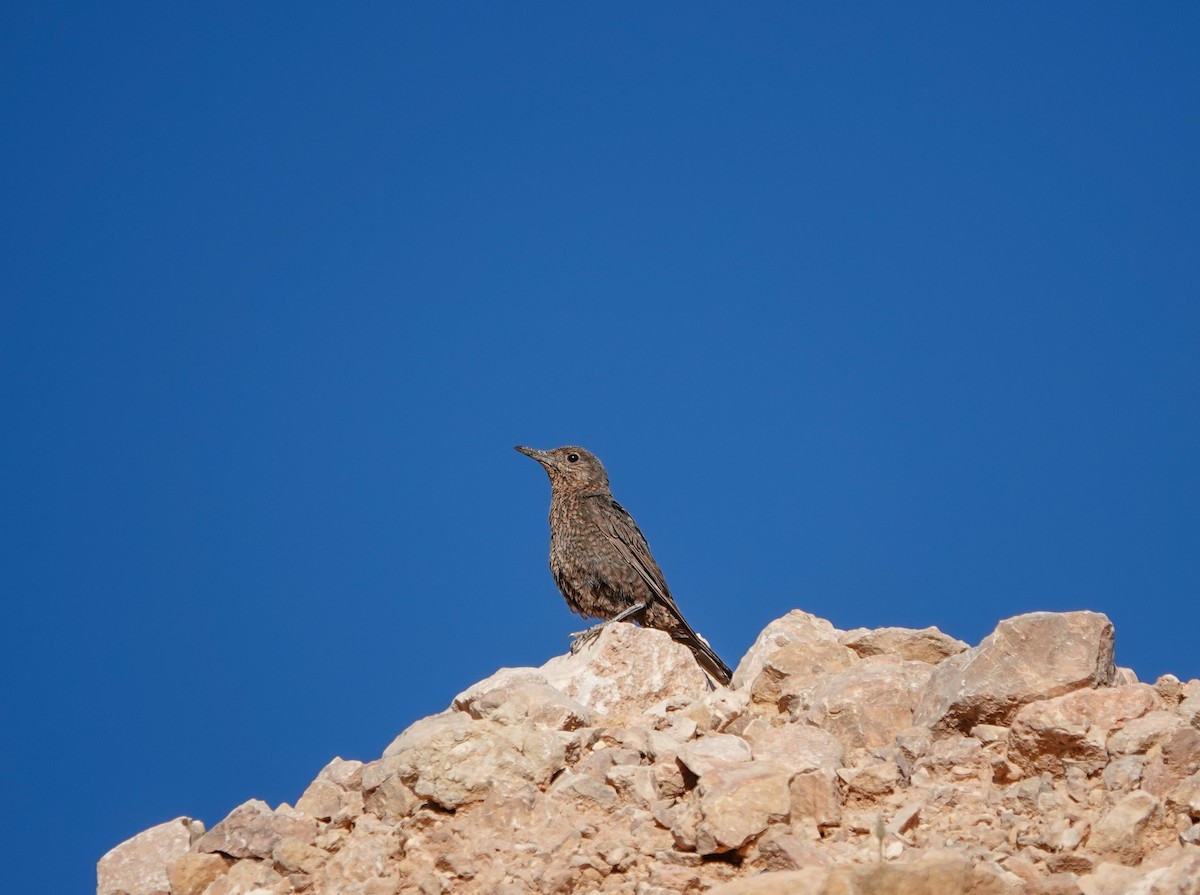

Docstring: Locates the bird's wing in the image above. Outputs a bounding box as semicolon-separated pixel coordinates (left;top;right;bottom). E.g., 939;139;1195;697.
592;496;690;622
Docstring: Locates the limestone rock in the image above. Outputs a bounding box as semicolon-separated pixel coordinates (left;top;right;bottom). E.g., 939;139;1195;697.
1008;684;1161;775
453;671;593;731
379;711;566;809
687;761;792;855
731;610;847;691
839;625;969;664
743;720;844;775
194;799;319;859
539;622;710;719
104;606;1200;895
166;852;232;895
805;656;934;753
915;611;1116;733
1087;790;1164;865
677;733;753;776
97;816;200;895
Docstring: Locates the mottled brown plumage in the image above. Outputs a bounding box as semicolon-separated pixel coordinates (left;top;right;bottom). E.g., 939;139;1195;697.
515;445;733;686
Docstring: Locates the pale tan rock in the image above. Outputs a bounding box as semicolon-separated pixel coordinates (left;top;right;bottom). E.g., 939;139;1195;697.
789;768;843;830
202;857;283;895
1107;711;1186;757
1008;684;1161;775
1076;861;1142;895
166;852;231;895
318;820;403;895
748;827;834;871
915;611;1117;733
839;625;968;664
688;761;792;854
97;816;200;895
1088;790;1164;864
539;623;709;719
821;851;1012;895
453;673;593;731
748;640;857;711
1142;726;1200;799
605;763;658;808
730;610;847;691
194;800;319;860
743;720;844;774
836;759;902;797
677;734;753;776
379;711;566;809
272;836;328;875
805;656;934;752
705;867;831;895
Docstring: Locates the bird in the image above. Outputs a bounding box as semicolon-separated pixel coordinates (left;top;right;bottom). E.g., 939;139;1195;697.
514;445;733;686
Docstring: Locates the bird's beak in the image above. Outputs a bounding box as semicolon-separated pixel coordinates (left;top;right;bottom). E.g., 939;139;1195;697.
514;445;553;467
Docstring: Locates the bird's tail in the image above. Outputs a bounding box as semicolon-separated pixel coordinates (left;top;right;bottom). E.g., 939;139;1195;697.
669;627;733;686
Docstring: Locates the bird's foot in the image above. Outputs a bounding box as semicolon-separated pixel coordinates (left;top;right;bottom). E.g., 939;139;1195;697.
568;623;608;653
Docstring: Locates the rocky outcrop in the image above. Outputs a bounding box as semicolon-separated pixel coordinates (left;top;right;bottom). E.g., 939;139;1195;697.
98;609;1200;895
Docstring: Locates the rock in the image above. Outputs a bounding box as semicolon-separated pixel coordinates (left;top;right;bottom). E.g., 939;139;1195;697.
836;760;902;797
1142;726;1200;799
97;817;201;895
915;611;1116;733
677;734;753;776
1087;790;1164;865
1008;684;1161;775
453;672;593;731
743;720;844;774
730;610;847;691
805;656;934;753
102;607;1200;895
706;868;831;895
165;852;232;895
379;711;566;810
788;768;842;830
839;625;969;664
687;761;792;855
194;799;319;859
539;623;710;719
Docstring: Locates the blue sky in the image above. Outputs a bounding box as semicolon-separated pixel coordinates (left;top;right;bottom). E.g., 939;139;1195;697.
2;5;1197;892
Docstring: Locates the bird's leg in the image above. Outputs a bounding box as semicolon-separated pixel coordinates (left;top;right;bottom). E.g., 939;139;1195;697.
569;602;648;652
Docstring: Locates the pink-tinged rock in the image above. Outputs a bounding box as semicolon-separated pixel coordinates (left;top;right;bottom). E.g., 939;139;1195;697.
295;758;365;823
1142;726;1200;799
677;734;753;776
360;758;420;821
97;816;200;895
194;799;319;860
538;623;710;720
1087;790;1164;865
1106;711;1186;757
789;768;842;830
836;760;902;797
705;867;831;895
743;720;844;774
914;611;1116;733
165;852;231;895
689;761;792;855
453;671;593;731
1008;684;1161;775
839;625;968;664
805;656;934;753
380;711;566;810
317;819;404;895
731;610;853;692
827;853;1013;895
711;852;1012;895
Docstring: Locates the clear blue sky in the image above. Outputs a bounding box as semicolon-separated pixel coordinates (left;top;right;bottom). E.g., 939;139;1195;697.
2;5;1197;892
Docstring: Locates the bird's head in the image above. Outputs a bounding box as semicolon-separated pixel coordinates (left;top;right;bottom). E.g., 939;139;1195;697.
515;445;610;494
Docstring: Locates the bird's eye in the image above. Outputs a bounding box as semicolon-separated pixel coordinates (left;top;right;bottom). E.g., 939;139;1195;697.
567;453;579;463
